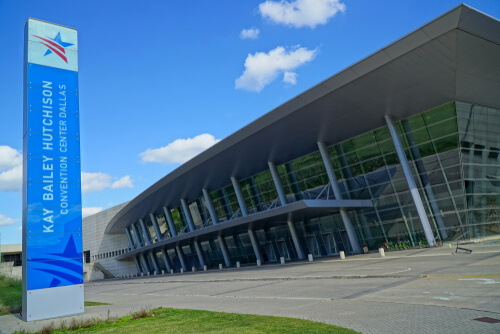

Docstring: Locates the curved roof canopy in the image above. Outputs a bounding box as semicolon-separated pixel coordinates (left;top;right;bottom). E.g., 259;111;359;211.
107;4;500;234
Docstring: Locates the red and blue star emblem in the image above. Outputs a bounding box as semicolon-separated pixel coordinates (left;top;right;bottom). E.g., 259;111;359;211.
32;32;73;63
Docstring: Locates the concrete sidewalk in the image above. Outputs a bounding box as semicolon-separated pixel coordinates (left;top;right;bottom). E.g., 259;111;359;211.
1;243;499;334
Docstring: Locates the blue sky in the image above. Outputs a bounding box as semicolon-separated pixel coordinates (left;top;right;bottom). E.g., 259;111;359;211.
1;0;499;245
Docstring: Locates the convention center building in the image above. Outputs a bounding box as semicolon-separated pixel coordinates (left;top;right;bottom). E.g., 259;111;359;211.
82;4;500;279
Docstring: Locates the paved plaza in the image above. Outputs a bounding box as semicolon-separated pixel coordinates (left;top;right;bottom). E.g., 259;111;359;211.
1;242;500;334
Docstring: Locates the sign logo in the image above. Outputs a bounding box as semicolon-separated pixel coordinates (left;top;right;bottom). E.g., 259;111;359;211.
32;32;74;63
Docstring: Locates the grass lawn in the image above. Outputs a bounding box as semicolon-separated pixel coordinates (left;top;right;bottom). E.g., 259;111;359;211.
17;307;359;334
0;275;109;315
0;275;22;315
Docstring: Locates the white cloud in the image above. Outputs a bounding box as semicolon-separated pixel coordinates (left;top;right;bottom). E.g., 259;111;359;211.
81;172;112;194
111;175;133;189
0;146;22;171
17;225;22;232
82;207;103;218
259;0;346;28
240;27;260;40
235;45;317;92
0;214;19;226
283;71;297;84
140;134;220;165
0;164;22;192
81;172;134;194
0;146;22;192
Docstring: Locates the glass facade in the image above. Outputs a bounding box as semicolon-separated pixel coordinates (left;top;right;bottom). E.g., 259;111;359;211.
130;101;500;273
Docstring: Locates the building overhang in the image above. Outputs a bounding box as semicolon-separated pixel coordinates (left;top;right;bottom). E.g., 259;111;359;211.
116;199;372;260
107;4;500;234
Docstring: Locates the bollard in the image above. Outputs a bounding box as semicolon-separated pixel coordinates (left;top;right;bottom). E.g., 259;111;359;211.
219;263;223;270
308;254;313;262
147;272;150;276
170;269;174;274
154;271;157;276
340;251;346;260
379;248;385;257
204;265;208;271
141;273;144;277
256;259;261;267
236;261;240;268
162;270;165;275
280;257;285;264
192;266;196;272
180;268;184;273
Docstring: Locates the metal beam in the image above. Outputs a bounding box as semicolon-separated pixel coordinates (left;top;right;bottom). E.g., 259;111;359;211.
203;188;219;225
193;241;207;268
385;115;436;246
139;219;152;245
318;141;362;254
163;206;177;237
150;213;163;243
231;176;248;216
149;252;160;274
181;199;196;232
161;248;172;272
132;223;144;248
125;227;135;250
248;229;263;263
175;245;188;271
218;236;232;267
134;256;142;274
140;253;150;274
287;215;305;260
268;161;287;205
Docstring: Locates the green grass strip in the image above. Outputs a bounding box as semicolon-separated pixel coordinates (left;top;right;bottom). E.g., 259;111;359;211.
16;307;359;334
84;301;111;307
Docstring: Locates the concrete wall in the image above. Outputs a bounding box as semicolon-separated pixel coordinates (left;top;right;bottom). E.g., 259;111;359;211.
0;262;22;280
82;203;137;279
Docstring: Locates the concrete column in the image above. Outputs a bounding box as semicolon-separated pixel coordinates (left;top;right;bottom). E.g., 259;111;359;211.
132;223;144;247
268;161;288;205
163;206;178;237
149;252;161;274
181;199;196;232
150;213;163;242
248;229;263;263
125;227;135;250
193;241;207;268
139;219;152;245
385;115;436;246
217;236;232;267
134;256;142;274
231;176;248;216
140;253;150;274
175;245;188;271
318;142;362;254
402;119;448;239
287;216;305;260
202;188;219;225
161;249;173;272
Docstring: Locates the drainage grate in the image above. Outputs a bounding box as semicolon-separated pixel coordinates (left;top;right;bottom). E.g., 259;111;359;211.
473;317;500;324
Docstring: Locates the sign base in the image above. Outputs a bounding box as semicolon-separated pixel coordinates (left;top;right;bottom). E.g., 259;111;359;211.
23;284;84;322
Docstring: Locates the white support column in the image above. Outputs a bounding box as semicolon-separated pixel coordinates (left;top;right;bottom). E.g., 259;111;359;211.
161;248;173;273
385;115;436;246
125;227;135;250
202;188;219;225
231;176;248;216
248;229;263;263
163;207;178;237
268;161;288;205
181;199;196;232
175;245;188;271
140;253;150;274
318;141;362;254
139;219;152;245
194;241;207;268
134;256;142;274
287;216;305;260
149;252;160;274
150;213;162;242
218;236;232;267
132;223;143;248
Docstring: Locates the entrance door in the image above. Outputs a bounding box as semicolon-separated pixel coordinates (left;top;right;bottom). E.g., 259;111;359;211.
305;236;321;257
263;242;277;262
276;240;291;260
322;233;338;255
